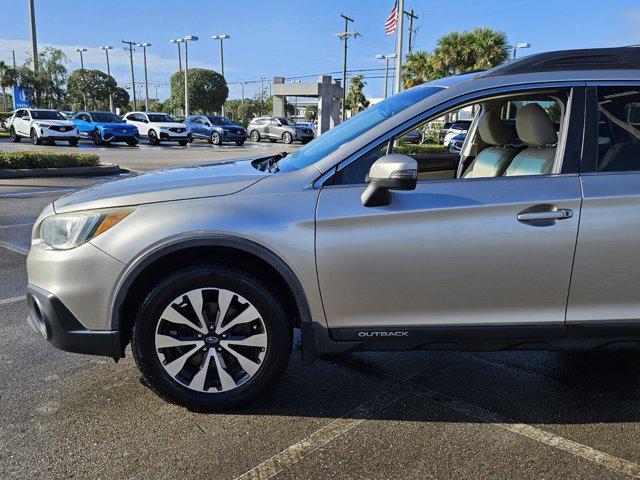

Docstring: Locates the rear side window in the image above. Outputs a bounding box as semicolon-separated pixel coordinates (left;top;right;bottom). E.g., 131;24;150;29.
596;87;640;172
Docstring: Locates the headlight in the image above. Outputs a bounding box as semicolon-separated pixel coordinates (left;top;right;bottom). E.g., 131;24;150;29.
38;208;134;250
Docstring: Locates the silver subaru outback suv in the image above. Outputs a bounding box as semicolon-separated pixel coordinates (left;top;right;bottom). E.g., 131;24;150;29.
26;47;640;410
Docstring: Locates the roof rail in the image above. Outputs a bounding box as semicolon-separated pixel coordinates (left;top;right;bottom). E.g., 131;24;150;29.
477;46;640;78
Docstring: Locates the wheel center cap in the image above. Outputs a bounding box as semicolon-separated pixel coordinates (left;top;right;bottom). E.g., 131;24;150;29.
205;336;219;345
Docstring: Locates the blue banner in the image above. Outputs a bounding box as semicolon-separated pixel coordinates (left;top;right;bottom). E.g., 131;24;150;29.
13;85;33;109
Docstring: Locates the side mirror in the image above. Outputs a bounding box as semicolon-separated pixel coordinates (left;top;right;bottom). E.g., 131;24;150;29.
361;154;418;207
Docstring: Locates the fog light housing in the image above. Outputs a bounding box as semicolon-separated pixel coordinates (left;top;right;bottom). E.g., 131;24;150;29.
27;294;48;339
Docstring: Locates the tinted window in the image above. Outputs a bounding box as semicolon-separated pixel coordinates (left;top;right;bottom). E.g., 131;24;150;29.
91;112;123;123
31;110;65;120
208;116;233;125
596;88;640;172
147;114;174;123
277;117;294;126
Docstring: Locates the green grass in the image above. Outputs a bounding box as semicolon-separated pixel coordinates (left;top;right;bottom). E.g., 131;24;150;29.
396;143;447;155
0;130;9;139
0;150;101;169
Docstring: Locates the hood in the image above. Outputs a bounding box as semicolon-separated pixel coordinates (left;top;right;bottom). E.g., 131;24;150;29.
99;122;135;130
218;124;244;131
34;119;74;127
54;157;269;213
152;122;187;129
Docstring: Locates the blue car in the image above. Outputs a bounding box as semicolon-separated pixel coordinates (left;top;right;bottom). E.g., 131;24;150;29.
72;111;139;146
184;115;247;145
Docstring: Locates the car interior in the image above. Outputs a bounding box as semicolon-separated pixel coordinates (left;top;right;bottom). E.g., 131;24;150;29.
596;88;640;172
331;91;568;185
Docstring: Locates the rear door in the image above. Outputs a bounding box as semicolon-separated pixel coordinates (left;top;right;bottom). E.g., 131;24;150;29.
567;85;640;332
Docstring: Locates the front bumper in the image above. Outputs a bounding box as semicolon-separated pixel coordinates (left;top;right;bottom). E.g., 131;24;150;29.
220;131;247;141
41;135;79;141
26;284;122;358
159;132;189;141
102;133;139;143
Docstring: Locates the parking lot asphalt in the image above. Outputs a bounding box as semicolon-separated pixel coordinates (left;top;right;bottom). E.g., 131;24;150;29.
3;153;640;479
0;136;301;172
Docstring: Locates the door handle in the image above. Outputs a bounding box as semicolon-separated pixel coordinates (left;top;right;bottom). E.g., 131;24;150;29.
517;206;573;226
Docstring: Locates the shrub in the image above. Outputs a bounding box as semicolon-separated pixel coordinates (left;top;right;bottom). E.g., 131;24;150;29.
0;112;12;130
0;151;100;169
396;143;447;155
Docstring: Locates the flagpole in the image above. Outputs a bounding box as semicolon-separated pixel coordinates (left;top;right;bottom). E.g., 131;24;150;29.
394;0;405;94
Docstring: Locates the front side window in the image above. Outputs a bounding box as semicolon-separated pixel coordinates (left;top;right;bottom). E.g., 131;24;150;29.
332;89;569;185
596;87;640;172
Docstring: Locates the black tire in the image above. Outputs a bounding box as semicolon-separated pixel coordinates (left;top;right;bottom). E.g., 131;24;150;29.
30;128;42;145
282;132;293;144
126;139;139;147
178;140;188;146
92;129;103;146
10;127;20;143
68;139;78;146
148;130;160;145
249;130;260;142
132;264;292;410
210;131;222;145
235;140;245;146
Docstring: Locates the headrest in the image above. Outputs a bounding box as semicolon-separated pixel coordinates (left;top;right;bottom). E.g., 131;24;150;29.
516;104;558;147
477;111;512;145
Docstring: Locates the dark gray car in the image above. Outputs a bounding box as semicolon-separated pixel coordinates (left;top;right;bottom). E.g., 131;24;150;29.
247;116;314;144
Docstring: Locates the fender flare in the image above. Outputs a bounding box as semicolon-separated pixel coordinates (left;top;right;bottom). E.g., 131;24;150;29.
108;233;317;357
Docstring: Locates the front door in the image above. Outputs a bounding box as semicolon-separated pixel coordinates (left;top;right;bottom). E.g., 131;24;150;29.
315;87;585;339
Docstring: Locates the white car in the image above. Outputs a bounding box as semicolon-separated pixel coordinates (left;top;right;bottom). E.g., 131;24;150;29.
123;112;190;145
9;108;79;145
442;120;472;147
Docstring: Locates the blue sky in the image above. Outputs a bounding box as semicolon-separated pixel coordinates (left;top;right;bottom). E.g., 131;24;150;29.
1;0;639;101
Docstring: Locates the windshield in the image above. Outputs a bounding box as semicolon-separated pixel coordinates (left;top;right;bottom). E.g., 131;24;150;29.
207;116;233;126
148;114;175;123
277;85;444;172
30;110;65;120
91;112;124;123
277;117;295;126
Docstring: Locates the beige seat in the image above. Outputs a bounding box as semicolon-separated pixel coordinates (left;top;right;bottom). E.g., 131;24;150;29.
504;104;558;176
462;111;518;178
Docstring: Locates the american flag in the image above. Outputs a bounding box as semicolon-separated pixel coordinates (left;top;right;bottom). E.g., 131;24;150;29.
385;1;398;36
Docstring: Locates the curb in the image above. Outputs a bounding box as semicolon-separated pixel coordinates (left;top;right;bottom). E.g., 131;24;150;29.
0;164;125;179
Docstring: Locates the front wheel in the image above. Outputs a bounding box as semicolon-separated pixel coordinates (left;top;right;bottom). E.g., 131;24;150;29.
210;131;222;145
127;139;139;147
10;127;20;143
30;128;41;145
148;130;160;145
282;132;293;144
92;130;103;145
132;265;292;410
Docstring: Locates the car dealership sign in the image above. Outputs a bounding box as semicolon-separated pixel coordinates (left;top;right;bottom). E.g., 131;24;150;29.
13;85;33;109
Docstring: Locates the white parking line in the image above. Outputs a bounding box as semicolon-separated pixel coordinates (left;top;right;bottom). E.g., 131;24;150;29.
236;358;640;480
234;385;413;480
0;241;28;255
0;295;26;305
0;188;73;198
0;223;33;229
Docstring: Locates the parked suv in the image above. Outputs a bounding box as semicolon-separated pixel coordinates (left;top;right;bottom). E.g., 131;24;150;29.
73;111;139;146
184;115;246;145
123;112;190;145
247;116;314;144
442;119;472;147
26;47;640;410
10;108;79;145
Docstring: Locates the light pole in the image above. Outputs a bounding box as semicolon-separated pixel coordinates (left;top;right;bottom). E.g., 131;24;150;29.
76;48;88;110
376;53;396;98
335;14;359;122
122;40;137;110
240;82;246;104
170;38;183;71
182;35;198;117
137;42;151;111
259;76;266;115
28;0;38;105
512;42;531;59
100;46;114;112
211;34;230;115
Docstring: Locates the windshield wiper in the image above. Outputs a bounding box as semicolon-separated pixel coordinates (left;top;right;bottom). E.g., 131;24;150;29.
257;152;288;173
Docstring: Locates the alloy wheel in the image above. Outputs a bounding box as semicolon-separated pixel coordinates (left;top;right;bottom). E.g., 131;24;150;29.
250;130;260;142
154;287;268;393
